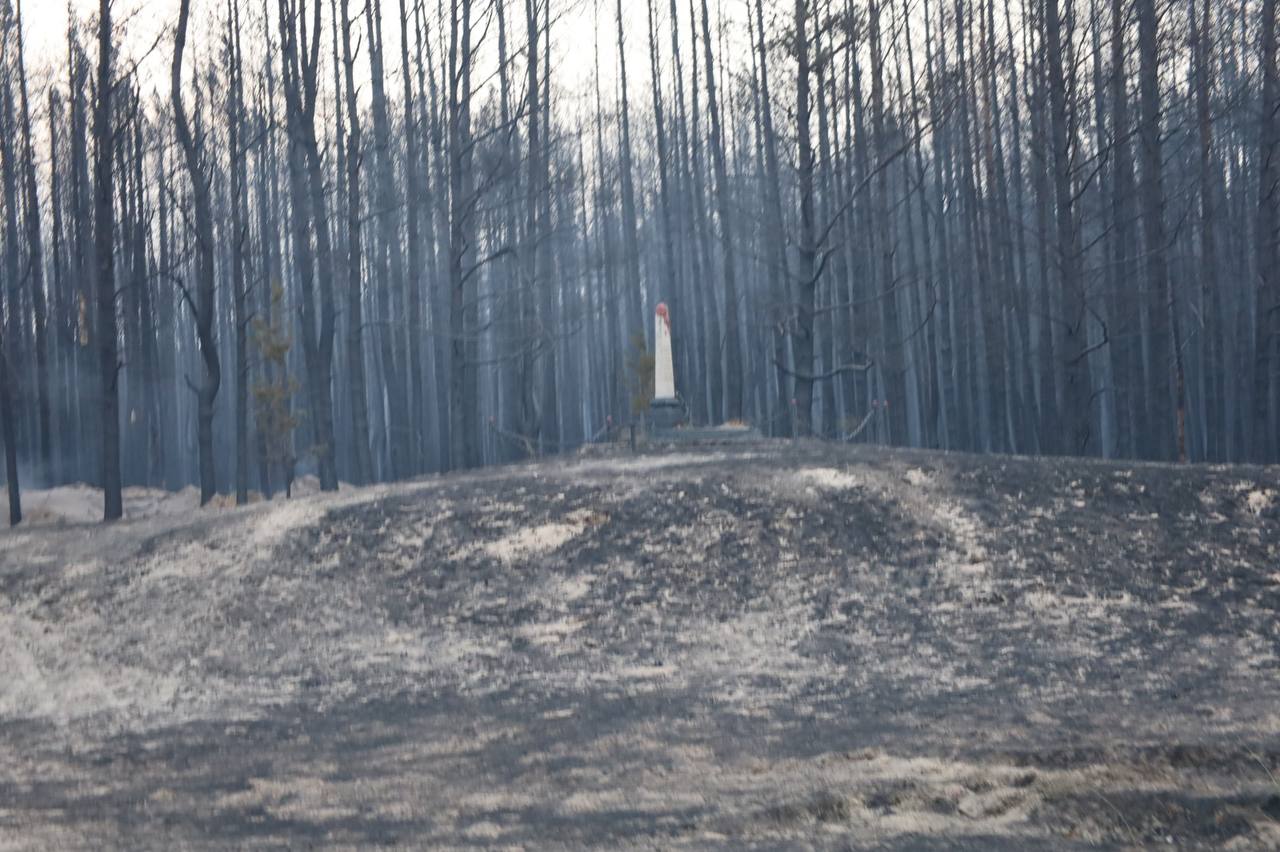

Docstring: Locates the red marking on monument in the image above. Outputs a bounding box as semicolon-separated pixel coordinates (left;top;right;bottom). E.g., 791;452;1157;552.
656;302;671;333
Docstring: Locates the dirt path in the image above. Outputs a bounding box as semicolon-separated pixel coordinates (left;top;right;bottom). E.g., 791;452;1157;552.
1;442;1277;849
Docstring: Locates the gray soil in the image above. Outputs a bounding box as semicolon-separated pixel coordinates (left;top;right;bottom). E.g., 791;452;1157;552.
1;441;1278;850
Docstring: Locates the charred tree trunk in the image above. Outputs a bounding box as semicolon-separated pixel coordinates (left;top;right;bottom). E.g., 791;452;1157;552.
792;0;818;435
1136;0;1186;461
15;1;49;482
338;0;375;485
229;0;252;503
94;0;122;520
1045;0;1091;455
699;0;743;421
1256;0;1279;461
173;0;223;505
278;0;339;491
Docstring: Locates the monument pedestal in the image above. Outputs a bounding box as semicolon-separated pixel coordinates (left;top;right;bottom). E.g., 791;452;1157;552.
649;397;684;432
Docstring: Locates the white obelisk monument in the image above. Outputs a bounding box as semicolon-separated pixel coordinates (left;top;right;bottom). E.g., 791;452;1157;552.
651;302;682;429
655;303;675;400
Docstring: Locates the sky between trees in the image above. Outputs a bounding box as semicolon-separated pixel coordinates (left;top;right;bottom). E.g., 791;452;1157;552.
27;0;644;98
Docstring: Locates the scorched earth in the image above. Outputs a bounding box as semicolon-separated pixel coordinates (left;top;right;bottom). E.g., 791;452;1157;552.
1;441;1278;849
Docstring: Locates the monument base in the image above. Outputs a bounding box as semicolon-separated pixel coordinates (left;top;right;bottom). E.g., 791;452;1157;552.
649;398;685;432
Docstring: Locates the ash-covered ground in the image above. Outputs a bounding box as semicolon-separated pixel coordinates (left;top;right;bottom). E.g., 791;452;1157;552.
1;441;1278;850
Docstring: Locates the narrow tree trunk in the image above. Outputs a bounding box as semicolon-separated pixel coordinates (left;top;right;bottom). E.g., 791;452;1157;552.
1193;0;1223;460
1256;0;1279;461
229;0;252;502
615;0;645;353
15;0;49;482
792;0;818;435
278;0;339;491
95;0;122;520
447;0;479;470
1045;0;1091;455
364;0;411;478
699;0;743;420
174;0;222;505
399;0;426;474
1137;0;1186;462
338;0;375;485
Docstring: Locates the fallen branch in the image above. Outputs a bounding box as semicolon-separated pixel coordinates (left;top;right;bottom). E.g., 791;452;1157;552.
773;359;876;383
842;408;879;443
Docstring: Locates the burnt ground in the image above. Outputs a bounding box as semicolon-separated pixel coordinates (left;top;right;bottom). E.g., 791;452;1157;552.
1;441;1278;849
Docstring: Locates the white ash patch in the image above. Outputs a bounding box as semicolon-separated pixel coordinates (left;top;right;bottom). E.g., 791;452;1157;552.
130;488;344;586
456;790;540;811
776;460;996;600
1157;596;1199;613
504;570;601;651
215;774;359;824
1019;590;1137;626
794;467;860;490
863;639;991;693
514;617;584;647
930;501;990;566
551;572;595;602
484;523;578;562
565;451;757;477
0;483;201;528
567;742;1212;844
0;480;468;732
481;509;603;563
890;470;994;594
1244;489;1274;516
0;611;221;728
904;468;933;488
461;820;505;839
368;628;502;681
557;786;706;817
1230;634;1278;674
622;590;838;702
614;664;673;682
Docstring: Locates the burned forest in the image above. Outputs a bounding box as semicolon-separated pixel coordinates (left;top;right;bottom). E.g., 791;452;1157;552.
0;0;1275;517
2;3;1280;848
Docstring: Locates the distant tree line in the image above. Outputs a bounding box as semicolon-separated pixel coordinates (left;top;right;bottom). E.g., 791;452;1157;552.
0;0;1276;524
